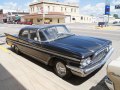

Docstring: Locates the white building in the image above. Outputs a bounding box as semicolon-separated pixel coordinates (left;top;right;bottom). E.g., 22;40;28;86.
22;0;95;24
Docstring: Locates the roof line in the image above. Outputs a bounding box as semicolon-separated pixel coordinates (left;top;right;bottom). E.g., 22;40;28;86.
22;24;66;30
29;1;79;8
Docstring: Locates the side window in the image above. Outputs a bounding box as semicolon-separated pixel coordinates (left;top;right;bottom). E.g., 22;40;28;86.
20;30;29;39
29;30;38;41
39;31;46;41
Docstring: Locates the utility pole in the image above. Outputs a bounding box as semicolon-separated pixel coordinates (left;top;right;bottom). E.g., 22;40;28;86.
43;1;45;24
40;0;45;24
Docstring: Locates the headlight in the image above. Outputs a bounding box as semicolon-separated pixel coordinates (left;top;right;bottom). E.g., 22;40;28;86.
107;44;112;52
80;57;92;68
108;44;112;50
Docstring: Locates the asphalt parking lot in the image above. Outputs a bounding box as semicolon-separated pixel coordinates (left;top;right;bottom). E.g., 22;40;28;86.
0;23;120;90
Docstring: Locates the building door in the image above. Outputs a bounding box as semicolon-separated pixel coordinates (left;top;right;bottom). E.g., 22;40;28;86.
65;16;71;23
58;19;59;23
30;19;33;23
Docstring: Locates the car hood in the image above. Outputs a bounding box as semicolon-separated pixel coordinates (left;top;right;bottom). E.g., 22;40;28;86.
50;35;110;58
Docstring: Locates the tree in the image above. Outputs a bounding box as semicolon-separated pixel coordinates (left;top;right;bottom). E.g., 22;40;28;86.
113;14;119;19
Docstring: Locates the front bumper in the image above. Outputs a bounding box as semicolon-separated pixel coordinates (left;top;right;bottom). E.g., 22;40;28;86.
66;48;114;77
105;76;114;90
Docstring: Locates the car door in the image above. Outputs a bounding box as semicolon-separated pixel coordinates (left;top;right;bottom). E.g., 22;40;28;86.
28;29;51;64
17;29;31;55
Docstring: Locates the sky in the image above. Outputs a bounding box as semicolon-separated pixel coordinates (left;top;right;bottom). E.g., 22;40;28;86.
0;0;120;16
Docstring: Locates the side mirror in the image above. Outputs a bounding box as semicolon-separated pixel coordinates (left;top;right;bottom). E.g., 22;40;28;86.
34;37;38;41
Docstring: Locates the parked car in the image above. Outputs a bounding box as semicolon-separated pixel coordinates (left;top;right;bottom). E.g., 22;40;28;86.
17;21;23;24
7;21;15;24
5;25;114;78
98;22;105;27
98;22;108;27
113;21;118;24
105;58;120;90
25;21;33;25
18;21;33;25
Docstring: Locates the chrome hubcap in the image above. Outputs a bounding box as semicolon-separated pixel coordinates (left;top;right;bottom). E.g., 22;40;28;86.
56;62;66;77
15;46;19;53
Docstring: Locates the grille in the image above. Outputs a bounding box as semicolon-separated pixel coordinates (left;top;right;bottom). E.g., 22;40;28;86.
92;48;108;63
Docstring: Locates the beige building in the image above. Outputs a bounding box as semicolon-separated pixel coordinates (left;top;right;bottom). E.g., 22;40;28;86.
79;15;94;23
22;0;94;24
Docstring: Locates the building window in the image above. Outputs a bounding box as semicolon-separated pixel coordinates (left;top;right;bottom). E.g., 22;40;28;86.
37;19;40;22
72;18;75;20
37;19;42;22
65;8;66;12
71;8;73;12
31;8;33;12
87;17;88;20
81;16;83;20
31;7;34;12
74;9;76;12
50;19;52;22
26;19;28;22
37;7;39;11
30;19;33;23
58;19;60;23
84;17;85;20
61;7;63;11
53;6;55;11
48;6;50;12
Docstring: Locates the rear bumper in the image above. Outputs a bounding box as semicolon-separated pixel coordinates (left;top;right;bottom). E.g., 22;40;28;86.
66;48;114;77
105;76;114;90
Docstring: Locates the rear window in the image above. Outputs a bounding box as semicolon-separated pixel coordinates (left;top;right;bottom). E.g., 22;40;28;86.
20;30;29;39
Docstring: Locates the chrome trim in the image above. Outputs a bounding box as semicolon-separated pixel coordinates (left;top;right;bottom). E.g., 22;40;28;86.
66;48;114;77
105;76;114;90
20;49;48;65
7;39;81;62
93;46;108;59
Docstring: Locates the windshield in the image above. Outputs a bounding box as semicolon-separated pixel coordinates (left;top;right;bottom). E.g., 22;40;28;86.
43;25;73;41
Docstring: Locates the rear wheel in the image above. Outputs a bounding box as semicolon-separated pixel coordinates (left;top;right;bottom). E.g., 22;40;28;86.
14;45;20;54
54;61;71;79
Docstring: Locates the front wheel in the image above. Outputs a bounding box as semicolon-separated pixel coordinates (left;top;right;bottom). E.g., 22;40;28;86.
54;61;71;79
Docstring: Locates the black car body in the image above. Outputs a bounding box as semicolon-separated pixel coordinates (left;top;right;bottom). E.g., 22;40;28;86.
5;25;114;78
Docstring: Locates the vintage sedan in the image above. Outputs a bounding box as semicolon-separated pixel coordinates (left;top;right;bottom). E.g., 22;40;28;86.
105;58;120;90
5;25;114;78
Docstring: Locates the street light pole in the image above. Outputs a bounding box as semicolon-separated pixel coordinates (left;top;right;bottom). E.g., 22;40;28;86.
42;0;45;24
105;0;110;26
43;2;45;24
108;14;109;26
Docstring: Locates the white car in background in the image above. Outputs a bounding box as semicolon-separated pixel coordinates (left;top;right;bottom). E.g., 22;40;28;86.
105;58;120;90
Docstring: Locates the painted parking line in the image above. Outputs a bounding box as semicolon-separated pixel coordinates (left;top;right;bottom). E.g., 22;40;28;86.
0;46;9;53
